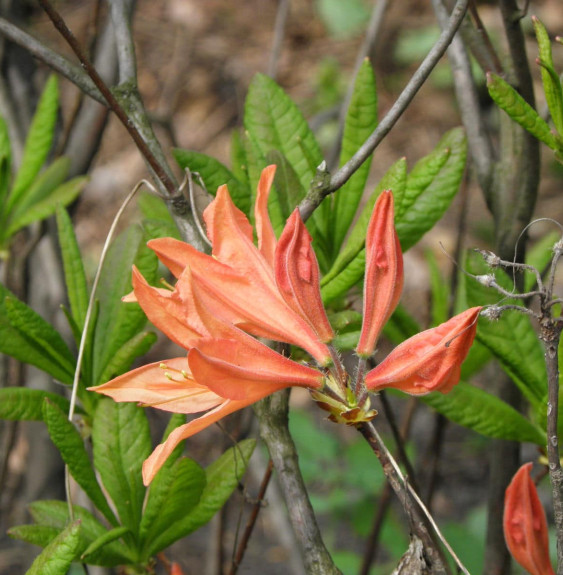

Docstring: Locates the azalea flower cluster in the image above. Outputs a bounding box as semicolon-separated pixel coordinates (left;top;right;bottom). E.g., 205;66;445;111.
92;165;481;485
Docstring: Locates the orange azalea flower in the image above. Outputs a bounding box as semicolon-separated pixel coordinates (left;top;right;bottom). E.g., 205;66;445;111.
90;166;481;484
364;307;481;395
504;463;554;575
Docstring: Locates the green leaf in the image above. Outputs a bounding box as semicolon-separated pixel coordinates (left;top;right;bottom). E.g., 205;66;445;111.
149;439;255;550
533;17;563;135
320;159;407;303
230;129;249;187
9;156;69;219
395;127;467;251
464;252;546;408
27;500;135;567
173;149;250;215
8;75;59;211
92;399;151;536
93;225;158;385
25;520;81;575
6;176;86;237
0;388;71;421
99;331;157;383
137;194;180;240
81;527;130;561
487;72;560;150
8;524;60;548
331;59;378;259
0;286;75;384
420;382;546;445
143;458;206;557
43;399;117;526
56;205;89;330
0;116;12;217
426;249;449;327
397;144;451;220
525;231;561;292
245;73;323;195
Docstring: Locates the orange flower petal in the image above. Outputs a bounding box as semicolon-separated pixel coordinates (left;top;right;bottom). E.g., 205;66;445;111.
504;463;554;575
142;397;252;484
254;165;278;267
357;191;404;357
147;237;195;278
365;307;481;395
189;338;324;400
131;267;207;348
275;210;334;343
88;358;222;414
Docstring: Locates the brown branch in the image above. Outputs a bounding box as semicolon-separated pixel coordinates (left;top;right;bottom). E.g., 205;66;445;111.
254;390;342;575
229;458;274;575
37;0;177;196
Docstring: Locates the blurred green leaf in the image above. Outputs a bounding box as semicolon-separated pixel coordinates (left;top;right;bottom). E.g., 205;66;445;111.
81;527;130;561
150;438;255;551
426;250;449;327
92;399;151;536
316;0;369;39
487;72;560;151
8;524;60;548
6;176;86;237
0;287;75;384
56;205;88;330
8;75;59;211
533;17;563;135
93;225;158;385
524;231;561;292
321;158;407;303
25;520;81;575
464;252;546;408
395;127;466;251
99;331;157;384
331;59;378;260
420;382;546;444
0;388;71;421
173;149;250;215
0;116;12;214
143;458;206;557
26;500;135;567
43;399;117;526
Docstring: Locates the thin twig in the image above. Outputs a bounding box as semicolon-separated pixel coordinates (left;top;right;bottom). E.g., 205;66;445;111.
432;0;493;189
327;0;389;169
37;0;177;196
229;458;274;575
298;0;469;220
255;390;342;575
0;16;104;103
267;0;290;80
358;421;471;575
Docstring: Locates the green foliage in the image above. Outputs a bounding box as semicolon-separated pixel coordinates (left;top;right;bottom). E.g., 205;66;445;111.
0;76;85;253
487;20;563;161
315;0;369;39
330;59;378;259
24;520;81;575
0;283;75;384
0;388;71;421
464;252;547;409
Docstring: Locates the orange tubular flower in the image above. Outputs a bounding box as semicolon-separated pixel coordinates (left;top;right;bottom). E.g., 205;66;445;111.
504;463;554;575
90;165;482;484
365;307;481;395
356;190;403;357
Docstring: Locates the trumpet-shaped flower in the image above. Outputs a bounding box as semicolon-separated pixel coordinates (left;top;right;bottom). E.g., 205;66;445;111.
504;463;555;575
90;166;480;484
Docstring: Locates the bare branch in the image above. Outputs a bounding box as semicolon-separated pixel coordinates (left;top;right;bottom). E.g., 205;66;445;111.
431;0;493;189
0;16;104;103
267;0;290;80
299;0;469;221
